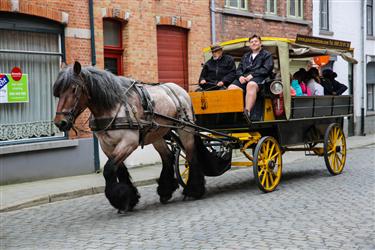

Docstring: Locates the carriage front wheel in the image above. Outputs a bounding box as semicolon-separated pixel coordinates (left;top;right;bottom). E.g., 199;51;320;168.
173;147;189;188
253;136;282;192
324;123;347;175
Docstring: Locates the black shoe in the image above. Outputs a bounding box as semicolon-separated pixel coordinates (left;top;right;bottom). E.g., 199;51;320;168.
244;110;251;124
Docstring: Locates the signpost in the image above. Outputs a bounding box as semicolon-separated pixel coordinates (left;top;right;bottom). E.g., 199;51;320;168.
0;68;29;103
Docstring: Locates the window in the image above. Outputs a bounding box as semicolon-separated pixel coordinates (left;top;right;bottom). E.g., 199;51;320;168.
320;0;329;30
367;84;374;111
367;62;375;111
0;14;63;143
266;0;277;15
103;19;123;75
367;0;374;36
287;0;303;19
225;0;247;10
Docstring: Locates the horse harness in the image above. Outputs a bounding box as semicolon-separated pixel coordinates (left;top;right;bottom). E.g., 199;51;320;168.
89;81;190;147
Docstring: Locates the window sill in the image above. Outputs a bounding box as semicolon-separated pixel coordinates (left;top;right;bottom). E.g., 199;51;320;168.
319;30;334;36
263;14;284;22
219;8;311;27
367;35;375;40
220;8;256;18
0;139;79;155
366;111;375;116
285;17;311;26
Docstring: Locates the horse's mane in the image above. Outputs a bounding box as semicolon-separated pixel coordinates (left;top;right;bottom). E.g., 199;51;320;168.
53;66;135;112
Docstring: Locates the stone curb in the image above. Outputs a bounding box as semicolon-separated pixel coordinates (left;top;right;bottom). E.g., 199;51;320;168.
0;178;158;213
1;141;373;213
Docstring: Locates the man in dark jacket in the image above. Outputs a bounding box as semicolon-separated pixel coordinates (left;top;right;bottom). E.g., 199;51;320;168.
198;44;236;90
228;35;274;118
322;69;348;95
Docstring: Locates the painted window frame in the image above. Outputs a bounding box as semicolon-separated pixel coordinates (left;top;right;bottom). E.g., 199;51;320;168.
320;0;329;31
367;84;374;111
225;0;248;11
265;0;277;15
367;0;374;36
287;0;304;19
103;18;124;76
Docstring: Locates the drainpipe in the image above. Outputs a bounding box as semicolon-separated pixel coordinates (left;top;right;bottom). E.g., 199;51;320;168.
89;0;100;172
360;0;365;135
210;0;216;44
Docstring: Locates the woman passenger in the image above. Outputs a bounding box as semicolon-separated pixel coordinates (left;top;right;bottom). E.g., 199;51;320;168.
305;67;324;96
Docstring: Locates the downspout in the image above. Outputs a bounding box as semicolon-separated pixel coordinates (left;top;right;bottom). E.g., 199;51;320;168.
210;0;216;44
89;0;100;172
360;0;365;135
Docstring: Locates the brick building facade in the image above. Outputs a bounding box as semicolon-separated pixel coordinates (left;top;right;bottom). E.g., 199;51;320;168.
211;0;312;42
0;0;211;183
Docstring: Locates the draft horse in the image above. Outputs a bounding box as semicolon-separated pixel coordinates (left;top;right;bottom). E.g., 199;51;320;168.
53;61;205;213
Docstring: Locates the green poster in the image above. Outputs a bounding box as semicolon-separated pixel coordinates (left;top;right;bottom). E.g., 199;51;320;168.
0;74;29;103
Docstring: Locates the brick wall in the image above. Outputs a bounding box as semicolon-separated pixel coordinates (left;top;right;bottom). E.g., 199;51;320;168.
214;0;312;42
1;0;211;139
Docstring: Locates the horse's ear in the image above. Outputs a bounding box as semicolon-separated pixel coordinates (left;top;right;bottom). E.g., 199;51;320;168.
73;61;81;75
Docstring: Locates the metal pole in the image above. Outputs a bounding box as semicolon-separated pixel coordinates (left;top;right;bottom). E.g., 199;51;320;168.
89;0;100;172
210;0;216;44
360;0;366;136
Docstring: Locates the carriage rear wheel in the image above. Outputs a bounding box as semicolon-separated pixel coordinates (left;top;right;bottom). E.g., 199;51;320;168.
253;136;282;192
173;147;189;188
324;123;346;175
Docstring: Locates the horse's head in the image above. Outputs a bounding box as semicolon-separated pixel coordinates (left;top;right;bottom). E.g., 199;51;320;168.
53;61;90;132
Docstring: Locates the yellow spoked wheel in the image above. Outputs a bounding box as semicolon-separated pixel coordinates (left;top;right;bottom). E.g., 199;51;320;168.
253;136;282;192
324;123;347;175
173;147;189;188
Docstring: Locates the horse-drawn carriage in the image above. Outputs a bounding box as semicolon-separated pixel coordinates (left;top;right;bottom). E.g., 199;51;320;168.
53;36;356;212
172;37;356;192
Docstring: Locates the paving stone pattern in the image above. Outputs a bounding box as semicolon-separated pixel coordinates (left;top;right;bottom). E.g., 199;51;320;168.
1;146;374;250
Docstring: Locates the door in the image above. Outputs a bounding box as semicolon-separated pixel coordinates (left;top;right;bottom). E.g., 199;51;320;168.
157;26;188;90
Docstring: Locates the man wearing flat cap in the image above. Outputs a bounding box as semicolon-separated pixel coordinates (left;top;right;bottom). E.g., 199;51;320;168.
198;44;236;90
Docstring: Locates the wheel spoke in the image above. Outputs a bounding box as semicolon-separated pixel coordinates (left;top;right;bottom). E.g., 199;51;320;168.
265;141;270;156
270;151;280;160
181;168;189;178
261;171;268;186
268;144;275;159
329;153;335;167
265;171;269;188
335;154;343;167
258;168;265;177
335;128;340;142
268;170;274;184
327;148;335;154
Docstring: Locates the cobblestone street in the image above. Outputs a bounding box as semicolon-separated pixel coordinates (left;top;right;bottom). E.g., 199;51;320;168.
1;145;374;250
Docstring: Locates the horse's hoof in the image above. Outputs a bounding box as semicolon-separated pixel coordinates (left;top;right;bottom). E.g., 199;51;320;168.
160;195;172;204
183;195;196;201
117;209;127;214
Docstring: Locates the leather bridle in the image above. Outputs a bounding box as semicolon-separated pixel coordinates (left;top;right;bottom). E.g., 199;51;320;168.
55;76;88;125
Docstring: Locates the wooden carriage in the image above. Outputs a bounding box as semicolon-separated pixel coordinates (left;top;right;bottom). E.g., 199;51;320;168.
173;36;356;192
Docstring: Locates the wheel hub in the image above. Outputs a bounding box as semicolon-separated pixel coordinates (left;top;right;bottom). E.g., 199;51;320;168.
268;160;276;170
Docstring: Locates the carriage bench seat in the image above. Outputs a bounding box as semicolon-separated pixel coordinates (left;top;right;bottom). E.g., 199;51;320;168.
189;89;249;129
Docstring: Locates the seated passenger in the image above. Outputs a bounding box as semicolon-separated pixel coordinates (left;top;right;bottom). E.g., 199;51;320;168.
293;68;311;96
305;67;324;96
198;44;236;91
228;34;274;119
322;69;348;95
291;73;303;96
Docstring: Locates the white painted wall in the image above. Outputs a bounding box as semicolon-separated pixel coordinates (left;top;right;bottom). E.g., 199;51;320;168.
99;144;161;169
312;0;375;134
